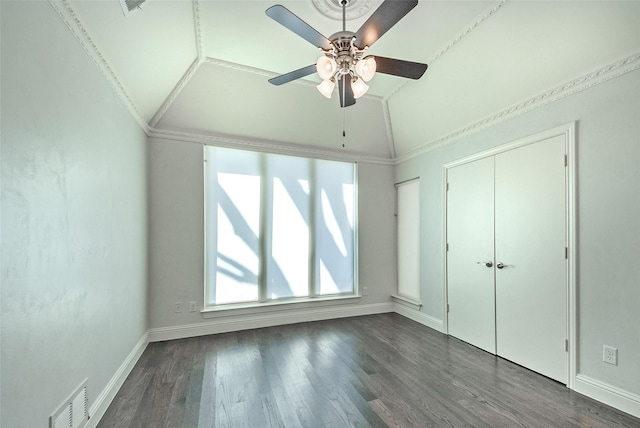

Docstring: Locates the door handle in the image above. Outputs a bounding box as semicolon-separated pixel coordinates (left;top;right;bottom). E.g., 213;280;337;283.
496;263;506;269
477;261;493;268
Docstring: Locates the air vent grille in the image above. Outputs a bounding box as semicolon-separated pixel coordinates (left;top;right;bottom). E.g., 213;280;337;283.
52;404;72;428
119;0;145;15
50;379;89;428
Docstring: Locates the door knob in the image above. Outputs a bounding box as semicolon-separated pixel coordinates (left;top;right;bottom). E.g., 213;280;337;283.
477;261;493;268
496;263;505;269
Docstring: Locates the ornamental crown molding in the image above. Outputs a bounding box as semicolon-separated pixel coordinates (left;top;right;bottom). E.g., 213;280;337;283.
148;127;394;165
48;0;150;134
394;51;640;164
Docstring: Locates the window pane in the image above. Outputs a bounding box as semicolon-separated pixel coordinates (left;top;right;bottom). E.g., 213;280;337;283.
315;160;355;295
204;146;357;308
267;155;310;299
205;147;261;305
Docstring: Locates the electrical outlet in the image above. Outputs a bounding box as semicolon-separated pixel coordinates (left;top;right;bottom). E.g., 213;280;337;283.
189;301;197;312
362;287;368;296
175;302;183;313
603;345;618;365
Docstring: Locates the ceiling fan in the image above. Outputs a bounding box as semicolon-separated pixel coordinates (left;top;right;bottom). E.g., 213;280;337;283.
266;0;428;108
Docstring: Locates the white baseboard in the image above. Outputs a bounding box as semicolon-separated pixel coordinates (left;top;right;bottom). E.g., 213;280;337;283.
393;303;444;333
86;332;149;428
148;302;394;342
574;374;640;418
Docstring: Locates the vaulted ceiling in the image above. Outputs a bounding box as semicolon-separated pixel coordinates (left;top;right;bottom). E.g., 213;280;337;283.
56;0;639;161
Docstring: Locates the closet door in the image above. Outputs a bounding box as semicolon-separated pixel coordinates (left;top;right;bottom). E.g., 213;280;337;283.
446;157;496;354
494;135;567;383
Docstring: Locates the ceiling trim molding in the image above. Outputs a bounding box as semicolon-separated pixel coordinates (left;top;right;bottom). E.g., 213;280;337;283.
48;0;150;134
384;0;508;103
204;56;277;79
394;51;640;164
193;0;204;59
382;100;397;159
427;0;508;66
148;127;394;165
149;57;202;128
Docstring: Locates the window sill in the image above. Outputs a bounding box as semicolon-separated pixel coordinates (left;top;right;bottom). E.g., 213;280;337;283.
201;294;362;319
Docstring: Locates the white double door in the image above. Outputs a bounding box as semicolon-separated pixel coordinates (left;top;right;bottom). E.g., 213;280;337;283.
446;135;568;383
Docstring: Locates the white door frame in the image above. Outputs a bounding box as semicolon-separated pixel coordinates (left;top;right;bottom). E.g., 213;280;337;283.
442;122;577;389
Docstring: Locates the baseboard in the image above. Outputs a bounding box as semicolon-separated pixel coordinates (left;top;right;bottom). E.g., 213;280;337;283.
393;303;444;332
86;332;149;428
148;302;394;342
574;374;640;418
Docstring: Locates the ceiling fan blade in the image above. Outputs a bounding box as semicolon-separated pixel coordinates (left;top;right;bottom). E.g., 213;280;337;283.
371;55;428;79
338;74;356;108
268;64;317;86
353;0;418;49
266;5;332;50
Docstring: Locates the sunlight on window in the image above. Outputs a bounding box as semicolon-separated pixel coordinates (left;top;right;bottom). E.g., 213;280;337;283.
321;190;347;257
215;173;261;304
270;177;309;299
343;183;354;229
205;145;356;307
219;173;261;235
319;260;340;295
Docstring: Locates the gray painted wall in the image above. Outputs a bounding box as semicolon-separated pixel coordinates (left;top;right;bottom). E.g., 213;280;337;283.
1;2;148;426
2;1;637;424
147;137;396;329
394;70;640;396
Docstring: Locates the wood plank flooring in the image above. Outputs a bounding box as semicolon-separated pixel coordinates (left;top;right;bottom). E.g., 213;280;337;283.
97;314;640;427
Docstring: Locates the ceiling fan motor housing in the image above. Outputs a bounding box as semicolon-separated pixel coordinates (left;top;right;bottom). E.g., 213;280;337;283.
326;31;365;78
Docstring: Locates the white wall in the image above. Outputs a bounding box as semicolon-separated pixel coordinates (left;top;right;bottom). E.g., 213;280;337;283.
0;2;148;426
147;137;395;332
395;70;640;402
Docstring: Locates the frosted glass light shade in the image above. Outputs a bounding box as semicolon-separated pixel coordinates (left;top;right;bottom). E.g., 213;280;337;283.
316;56;337;80
317;78;335;98
351;77;369;99
355;56;376;82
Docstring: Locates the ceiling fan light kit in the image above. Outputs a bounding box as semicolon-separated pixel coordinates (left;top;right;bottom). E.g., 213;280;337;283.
266;0;428;108
314;29;376;100
317;77;336;98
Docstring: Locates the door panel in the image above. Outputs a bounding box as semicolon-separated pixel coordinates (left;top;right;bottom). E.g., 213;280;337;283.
494;135;567;383
397;180;421;301
446;157;496;354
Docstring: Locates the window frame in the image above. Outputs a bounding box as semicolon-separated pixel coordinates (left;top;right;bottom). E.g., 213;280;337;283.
203;145;359;311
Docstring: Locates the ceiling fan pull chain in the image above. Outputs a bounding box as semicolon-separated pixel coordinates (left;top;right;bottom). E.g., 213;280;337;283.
342;108;346;147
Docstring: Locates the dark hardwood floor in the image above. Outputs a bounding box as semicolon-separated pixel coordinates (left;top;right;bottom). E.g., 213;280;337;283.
97;313;640;427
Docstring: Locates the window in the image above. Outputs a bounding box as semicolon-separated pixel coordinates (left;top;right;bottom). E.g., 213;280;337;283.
204;146;357;308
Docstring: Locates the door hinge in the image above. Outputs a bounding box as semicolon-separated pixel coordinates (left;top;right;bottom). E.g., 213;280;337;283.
446;243;449;252
564;154;568;167
565;339;569;352
447;303;450;313
446;182;449;191
565;247;568;259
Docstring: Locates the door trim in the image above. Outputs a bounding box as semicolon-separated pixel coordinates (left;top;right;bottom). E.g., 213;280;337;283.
442;122;576;389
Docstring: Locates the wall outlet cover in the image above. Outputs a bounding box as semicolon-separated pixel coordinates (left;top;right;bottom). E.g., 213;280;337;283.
603;345;618;365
